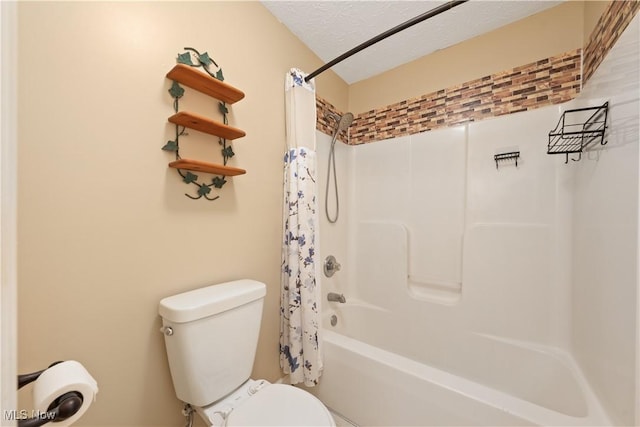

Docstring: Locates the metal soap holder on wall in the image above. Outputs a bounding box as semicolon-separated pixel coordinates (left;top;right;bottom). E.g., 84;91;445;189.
547;102;608;164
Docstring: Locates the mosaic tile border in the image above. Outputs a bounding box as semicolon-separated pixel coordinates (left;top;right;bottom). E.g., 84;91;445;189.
317;50;580;144
583;0;640;84
316;1;638;145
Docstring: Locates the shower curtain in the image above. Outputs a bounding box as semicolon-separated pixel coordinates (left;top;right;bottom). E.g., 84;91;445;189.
280;68;322;386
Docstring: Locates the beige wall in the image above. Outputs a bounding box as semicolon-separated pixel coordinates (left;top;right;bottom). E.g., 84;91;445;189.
348;1;585;114
17;2;346;426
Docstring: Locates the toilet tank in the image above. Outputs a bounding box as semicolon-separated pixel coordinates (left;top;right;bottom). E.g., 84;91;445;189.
159;279;266;407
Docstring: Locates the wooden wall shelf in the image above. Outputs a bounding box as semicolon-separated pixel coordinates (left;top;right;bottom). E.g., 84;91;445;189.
166;64;245;104
168;111;246;140
169;159;246;176
165;54;246;199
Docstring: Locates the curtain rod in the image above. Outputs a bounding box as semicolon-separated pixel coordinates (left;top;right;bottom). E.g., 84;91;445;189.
304;0;469;82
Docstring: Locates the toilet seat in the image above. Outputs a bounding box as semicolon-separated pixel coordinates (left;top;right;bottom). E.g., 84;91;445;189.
199;381;335;427
228;383;335;426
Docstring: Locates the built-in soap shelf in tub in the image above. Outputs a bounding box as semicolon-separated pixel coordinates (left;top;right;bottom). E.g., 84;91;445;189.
357;221;462;305
547;102;608;164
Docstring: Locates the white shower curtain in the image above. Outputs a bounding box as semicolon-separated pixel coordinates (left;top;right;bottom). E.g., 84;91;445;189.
280;68;322;386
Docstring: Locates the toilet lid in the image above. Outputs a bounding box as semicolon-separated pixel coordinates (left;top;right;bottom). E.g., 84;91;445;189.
227;384;335;426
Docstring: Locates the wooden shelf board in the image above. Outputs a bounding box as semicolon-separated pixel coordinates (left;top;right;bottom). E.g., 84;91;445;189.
166;64;245;104
168;111;246;140
169;159;246;176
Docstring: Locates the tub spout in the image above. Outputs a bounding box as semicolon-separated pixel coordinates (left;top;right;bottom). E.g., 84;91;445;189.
327;292;346;303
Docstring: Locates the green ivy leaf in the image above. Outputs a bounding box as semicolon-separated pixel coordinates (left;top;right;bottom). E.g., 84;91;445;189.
198;52;213;66
162;140;178;151
183;171;198;184
219;102;228;115
197;185;212;196
177;52;193;65
215;68;224;81
169;81;184;99
212;176;227;189
222;146;234;159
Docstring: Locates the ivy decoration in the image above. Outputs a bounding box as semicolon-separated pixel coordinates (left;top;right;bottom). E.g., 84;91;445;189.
176;52;194;66
212;176;227;189
162;140;178;152
183;171;198;184
163;47;236;201
197;185;212;198
180;47;221;80
198;52;214;67
217;101;234;165
169;81;184;112
222;145;234;160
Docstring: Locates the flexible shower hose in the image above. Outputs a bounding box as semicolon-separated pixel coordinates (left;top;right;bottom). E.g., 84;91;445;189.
325;139;339;223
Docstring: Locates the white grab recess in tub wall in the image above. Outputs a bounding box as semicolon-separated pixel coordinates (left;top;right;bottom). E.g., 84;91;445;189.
355;220;555;311
352;127;467;305
355;220;462;305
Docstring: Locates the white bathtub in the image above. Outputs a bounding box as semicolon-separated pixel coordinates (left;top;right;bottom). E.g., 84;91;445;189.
303;303;611;426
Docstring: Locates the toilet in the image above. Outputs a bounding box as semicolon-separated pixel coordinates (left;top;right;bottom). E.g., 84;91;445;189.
158;279;335;426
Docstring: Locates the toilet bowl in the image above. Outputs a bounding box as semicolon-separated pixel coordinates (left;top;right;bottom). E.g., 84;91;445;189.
159;279;334;427
197;379;335;426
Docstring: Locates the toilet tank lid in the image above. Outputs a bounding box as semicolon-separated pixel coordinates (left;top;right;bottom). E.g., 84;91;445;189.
159;279;266;323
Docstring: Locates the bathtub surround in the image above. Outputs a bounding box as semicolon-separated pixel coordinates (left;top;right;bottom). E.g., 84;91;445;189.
570;15;640;425
310;101;617;426
312;7;639;427
280;69;323;386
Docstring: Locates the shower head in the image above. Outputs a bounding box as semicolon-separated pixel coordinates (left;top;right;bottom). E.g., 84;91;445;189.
326;112;354;130
337;112;354;131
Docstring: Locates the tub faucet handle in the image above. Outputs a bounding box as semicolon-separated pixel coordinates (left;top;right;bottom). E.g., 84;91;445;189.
324;255;342;277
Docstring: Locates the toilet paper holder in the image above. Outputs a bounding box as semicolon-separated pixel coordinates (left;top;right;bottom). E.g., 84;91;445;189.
17;361;84;427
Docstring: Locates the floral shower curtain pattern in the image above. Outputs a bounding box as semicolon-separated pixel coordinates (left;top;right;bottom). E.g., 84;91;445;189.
280;68;322;386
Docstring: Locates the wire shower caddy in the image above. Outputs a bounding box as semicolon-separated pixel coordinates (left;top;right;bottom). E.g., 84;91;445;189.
547;102;608;163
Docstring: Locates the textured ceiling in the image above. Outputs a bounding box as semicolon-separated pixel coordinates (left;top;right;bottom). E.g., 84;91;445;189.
262;1;564;84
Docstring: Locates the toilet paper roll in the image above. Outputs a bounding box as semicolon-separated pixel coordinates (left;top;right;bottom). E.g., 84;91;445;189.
32;360;98;427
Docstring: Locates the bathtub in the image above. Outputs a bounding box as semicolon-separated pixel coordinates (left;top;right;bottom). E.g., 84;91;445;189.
303;302;611;426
